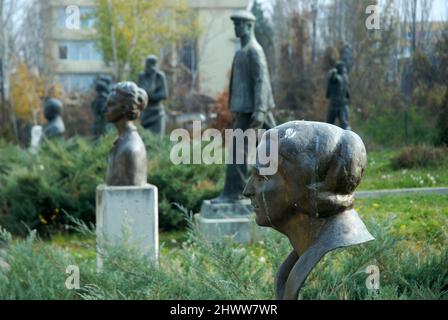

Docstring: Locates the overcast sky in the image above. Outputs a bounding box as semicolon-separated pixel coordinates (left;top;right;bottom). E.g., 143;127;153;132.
431;0;447;21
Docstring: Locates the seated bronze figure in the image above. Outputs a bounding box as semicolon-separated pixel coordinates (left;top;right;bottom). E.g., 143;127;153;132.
244;121;374;300
105;82;148;186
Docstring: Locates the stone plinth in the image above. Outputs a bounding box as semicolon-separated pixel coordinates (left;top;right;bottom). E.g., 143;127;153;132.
96;184;158;268
195;200;263;243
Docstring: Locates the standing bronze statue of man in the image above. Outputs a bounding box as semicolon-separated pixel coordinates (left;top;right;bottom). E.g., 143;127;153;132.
212;10;276;204
138;55;169;136
326;61;351;130
91;76;112;139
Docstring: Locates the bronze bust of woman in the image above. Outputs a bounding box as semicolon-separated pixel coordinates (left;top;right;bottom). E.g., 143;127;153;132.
244;121;374;300
105;82;148;186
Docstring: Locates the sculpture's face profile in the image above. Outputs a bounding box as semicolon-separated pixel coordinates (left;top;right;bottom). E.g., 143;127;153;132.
145;58;157;75
233;19;252;39
336;62;346;75
245;121;367;229
244;163;293;228
105;95;123;123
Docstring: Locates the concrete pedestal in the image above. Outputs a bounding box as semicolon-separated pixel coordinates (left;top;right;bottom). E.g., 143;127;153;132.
96;184;158;268
195;200;263;243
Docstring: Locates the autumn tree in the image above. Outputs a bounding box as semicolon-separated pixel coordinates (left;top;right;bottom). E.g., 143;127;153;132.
93;0;198;81
9;62;44;124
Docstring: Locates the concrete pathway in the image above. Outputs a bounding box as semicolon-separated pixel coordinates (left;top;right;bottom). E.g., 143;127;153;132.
356;187;448;199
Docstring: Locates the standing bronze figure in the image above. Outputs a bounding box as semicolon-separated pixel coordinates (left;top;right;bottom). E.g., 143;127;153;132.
212;10;276;204
138;55;169;136
43;98;66;140
105;82;148;186
244;121;374;300
91;76;112;139
326;61;351;130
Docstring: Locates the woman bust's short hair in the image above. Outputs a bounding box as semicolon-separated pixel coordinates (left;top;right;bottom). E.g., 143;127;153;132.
110;82;148;121
276;121;367;217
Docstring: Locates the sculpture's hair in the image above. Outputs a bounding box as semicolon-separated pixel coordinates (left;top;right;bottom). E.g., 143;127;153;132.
146;54;158;63
275;121;367;217
109;82;148;121
44;98;63;115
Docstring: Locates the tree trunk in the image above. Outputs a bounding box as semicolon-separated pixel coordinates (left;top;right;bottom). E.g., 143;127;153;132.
107;0;120;80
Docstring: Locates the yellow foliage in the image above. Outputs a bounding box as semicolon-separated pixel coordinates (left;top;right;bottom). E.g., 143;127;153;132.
9;63;44;123
95;0;199;80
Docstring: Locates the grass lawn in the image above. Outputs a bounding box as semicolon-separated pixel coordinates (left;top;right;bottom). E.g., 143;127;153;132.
360;150;448;190
1;193;446;300
0;148;447;300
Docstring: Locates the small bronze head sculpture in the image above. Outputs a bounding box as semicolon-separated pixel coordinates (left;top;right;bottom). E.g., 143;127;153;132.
335;60;346;75
43;98;65;139
105;82;148;186
144;55;158;76
244;121;374;300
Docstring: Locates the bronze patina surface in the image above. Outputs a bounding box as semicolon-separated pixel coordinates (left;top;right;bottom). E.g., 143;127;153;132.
244;121;374;300
105;82;148;186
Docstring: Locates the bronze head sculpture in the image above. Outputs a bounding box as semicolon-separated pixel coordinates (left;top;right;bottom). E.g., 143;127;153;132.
43;98;65;139
144;55;158;75
243;121;374;300
105;81;148;186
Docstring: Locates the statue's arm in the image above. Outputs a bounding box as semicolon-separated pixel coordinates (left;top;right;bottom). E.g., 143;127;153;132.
249;49;269;113
345;76;351;101
326;70;336;99
326;77;331;99
228;60;235;108
150;73;168;102
137;73;144;87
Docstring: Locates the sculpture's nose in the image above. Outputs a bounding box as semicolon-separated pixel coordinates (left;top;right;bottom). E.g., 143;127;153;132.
243;177;255;198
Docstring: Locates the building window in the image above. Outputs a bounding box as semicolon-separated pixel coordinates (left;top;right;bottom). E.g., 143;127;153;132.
59;45;68;60
57;41;103;61
58;74;97;92
56;6;97;30
178;40;197;72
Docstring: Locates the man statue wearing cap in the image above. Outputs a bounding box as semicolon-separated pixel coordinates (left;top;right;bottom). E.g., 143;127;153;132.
138;54;169;136
326;61;351;130
212;10;276;204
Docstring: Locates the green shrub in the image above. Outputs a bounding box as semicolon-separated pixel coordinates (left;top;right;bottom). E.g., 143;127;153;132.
392;145;448;169
353;106;437;147
435;90;448;146
0;215;447;300
0;130;224;236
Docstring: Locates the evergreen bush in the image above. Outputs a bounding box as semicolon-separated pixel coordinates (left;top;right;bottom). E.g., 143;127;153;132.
0;130;224;236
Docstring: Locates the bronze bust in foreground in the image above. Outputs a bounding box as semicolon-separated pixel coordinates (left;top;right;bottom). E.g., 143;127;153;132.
244;121;374;300
105;82;148;186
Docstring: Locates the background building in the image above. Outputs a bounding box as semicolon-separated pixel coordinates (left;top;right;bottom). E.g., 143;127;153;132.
189;0;249;96
42;0;249;96
42;0;113;93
